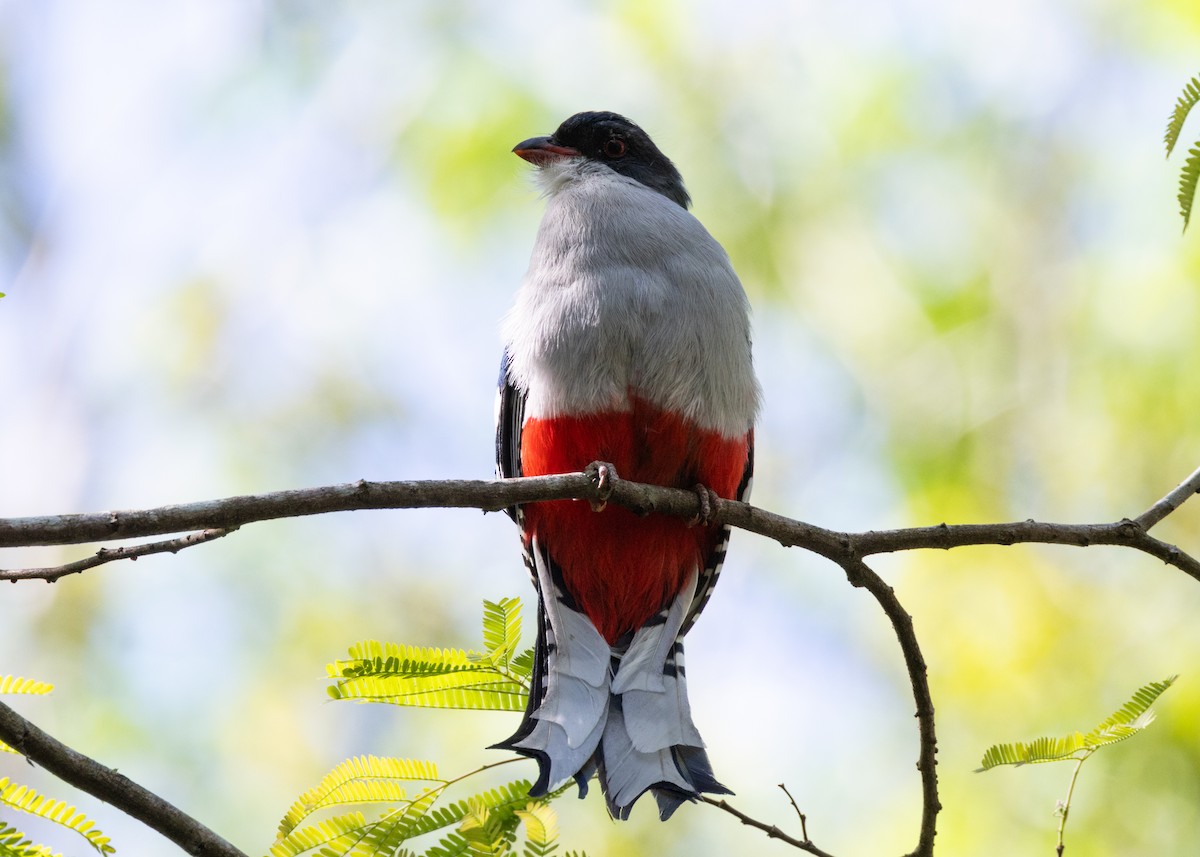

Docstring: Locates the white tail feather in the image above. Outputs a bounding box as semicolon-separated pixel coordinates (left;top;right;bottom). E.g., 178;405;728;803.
600;702;692;812
512;536;612;789
611;570;695;694
503;546;725;817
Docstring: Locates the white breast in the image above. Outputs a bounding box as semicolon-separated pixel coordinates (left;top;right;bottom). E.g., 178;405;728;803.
503;162;760;439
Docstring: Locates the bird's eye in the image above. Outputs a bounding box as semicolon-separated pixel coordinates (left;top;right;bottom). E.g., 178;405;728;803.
603;138;627;158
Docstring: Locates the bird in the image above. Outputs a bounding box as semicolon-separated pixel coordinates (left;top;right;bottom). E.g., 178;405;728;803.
494;111;760;821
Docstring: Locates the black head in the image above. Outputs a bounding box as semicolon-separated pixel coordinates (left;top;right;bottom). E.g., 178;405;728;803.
513;111;691;209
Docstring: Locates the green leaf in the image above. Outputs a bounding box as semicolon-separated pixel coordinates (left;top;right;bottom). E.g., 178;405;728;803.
976;676;1177;772
0;677;54;696
329;641;479;679
350;789;440;857
1082;675;1176;747
0;778;113;854
0;819;57;857
275;756;440;840
402;780;535;842
0;677;54;755
270;790;444;857
509;649;535;683
515;802;559;857
427;794;524;857
976;733;1089;771
267;810;371;857
478;599;523;669
1165;75;1200;157
326;600;534;711
327;663;528;711
1179;146;1200;231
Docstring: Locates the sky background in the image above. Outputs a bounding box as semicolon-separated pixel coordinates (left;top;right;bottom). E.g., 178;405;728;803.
2;1;1200;855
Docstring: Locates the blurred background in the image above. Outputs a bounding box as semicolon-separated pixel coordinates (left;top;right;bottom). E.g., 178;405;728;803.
2;1;1199;854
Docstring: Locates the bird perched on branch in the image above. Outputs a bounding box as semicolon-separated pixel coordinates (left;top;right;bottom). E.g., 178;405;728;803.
495;111;760;820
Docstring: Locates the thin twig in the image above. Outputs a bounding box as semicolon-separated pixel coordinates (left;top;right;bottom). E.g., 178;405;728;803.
1136;464;1200;530
839;557;940;857
702;795;836;857
0;698;248;857
2;528;237;582
778;782;809;840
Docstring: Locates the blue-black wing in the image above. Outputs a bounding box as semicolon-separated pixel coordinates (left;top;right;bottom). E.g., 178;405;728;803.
495;349;526;522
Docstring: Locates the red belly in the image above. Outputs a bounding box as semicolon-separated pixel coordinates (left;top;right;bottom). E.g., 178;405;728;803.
520;397;749;643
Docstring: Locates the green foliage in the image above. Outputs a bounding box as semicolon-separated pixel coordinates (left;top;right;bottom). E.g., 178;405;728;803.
512;803;557;857
1164;75;1200;157
1165;75;1200;230
276;756;440;841
276;599;587;857
0;819;55;857
976;675;1176;771
977;676;1177;853
0;779;114;855
325;599;532;712
0;678;53;697
0;679;114;855
1;677;54;755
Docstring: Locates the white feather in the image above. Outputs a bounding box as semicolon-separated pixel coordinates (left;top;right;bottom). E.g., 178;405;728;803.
611;570;696;694
512;536;612;787
502;162;759;438
610;572;705;753
620;646;704;752
600;701;692;810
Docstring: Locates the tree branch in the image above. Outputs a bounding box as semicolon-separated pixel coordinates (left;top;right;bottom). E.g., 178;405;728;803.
1;464;1196;857
838;556;939;857
0;698;248;857
2;528;237;582
702;795;837;857
1136;463;1200;530
3;468;1197;582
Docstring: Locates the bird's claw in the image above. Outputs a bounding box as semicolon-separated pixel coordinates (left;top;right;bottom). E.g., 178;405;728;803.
585;461;616;512
688;483;719;527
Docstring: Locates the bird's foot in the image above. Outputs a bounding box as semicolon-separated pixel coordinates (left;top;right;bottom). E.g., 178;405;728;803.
688;483;720;527
585;461;617;512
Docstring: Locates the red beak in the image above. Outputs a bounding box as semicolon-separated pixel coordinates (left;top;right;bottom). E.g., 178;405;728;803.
513;136;580;166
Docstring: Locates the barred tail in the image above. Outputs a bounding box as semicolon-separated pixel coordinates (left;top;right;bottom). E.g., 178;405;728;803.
493;551;730;819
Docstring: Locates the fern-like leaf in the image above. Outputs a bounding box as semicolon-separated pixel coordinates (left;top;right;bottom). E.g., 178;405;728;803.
429;795;524;857
977;676;1177;772
330;642;480;680
349;789;440;857
457;800;507;856
422;831;474;857
0;819;56;857
328;602;536;711
515;802;559;857
0;778;113;855
1165;75;1200;157
399;780;535;844
976;733;1088;771
1178;146;1200;231
0;677;54;756
478;599;523;669
1083;675;1176;747
0;677;53;697
276;756;440;839
509;649;535;683
267;811;371;857
327;667;528;711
